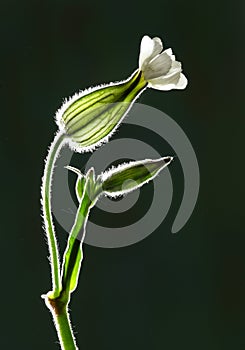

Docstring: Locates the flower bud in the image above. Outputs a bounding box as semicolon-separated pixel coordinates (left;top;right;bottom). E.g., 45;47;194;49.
99;156;173;197
66;156;173;200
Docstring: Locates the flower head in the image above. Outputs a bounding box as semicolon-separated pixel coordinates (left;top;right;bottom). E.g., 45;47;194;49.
139;35;188;90
55;35;187;153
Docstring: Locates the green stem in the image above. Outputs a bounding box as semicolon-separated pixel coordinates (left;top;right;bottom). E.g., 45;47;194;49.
42;131;66;297
45;183;92;350
42;136;95;349
42;131;80;349
45;296;78;350
56;309;77;350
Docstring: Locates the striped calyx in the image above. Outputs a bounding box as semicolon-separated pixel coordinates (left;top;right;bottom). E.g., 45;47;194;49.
56;70;147;152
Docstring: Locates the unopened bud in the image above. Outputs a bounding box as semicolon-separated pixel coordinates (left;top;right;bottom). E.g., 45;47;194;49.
99;156;173;197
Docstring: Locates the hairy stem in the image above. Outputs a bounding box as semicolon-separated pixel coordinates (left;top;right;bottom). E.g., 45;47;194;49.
42;134;97;349
42;131;66;297
46;189;92;350
45;296;78;350
55;309;77;350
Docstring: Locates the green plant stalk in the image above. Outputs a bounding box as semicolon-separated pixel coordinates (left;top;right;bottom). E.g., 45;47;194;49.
46;187;92;350
41;130;77;349
44;295;78;350
43;157;92;349
55;310;77;350
42;131;66;297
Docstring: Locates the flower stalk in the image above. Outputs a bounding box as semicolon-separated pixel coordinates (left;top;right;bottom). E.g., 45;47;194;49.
44;294;78;350
41;131;66;298
42;160;92;350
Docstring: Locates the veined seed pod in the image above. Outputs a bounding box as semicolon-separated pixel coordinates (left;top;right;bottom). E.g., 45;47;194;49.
55;35;187;152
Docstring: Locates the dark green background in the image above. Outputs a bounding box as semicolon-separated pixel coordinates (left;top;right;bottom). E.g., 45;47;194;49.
1;0;244;349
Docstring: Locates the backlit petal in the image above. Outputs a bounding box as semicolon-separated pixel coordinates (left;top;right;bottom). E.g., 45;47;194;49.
143;52;172;80
164;48;175;61
148;72;182;90
152;37;163;55
139;36;155;69
139;36;163;69
175;73;188;89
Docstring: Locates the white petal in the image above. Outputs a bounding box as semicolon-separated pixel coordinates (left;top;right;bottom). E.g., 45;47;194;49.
152;37;163;55
165;48;172;55
175;73;188;89
148;72;183;90
148;82;177;91
164;48;175;61
139;36;155;69
143;52;172;80
167;60;182;77
171;60;182;70
139;35;163;69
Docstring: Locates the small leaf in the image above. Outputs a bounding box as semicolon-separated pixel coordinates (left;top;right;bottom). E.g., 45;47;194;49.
61;168;101;294
65;165;83;177
61;182;92;294
76;176;86;201
63;237;82;293
99;156;173;197
69;244;82;292
65;165;85;201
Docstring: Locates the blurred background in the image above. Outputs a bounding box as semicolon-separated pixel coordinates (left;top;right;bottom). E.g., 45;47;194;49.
1;0;244;349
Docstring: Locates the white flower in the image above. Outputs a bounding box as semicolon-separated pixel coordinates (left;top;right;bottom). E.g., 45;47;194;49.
55;34;188;153
139;35;188;91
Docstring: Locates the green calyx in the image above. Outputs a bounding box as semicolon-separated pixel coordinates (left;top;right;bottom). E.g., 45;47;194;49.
59;70;147;151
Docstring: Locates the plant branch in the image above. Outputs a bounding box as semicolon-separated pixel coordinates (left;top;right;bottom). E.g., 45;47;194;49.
42;131;66;297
